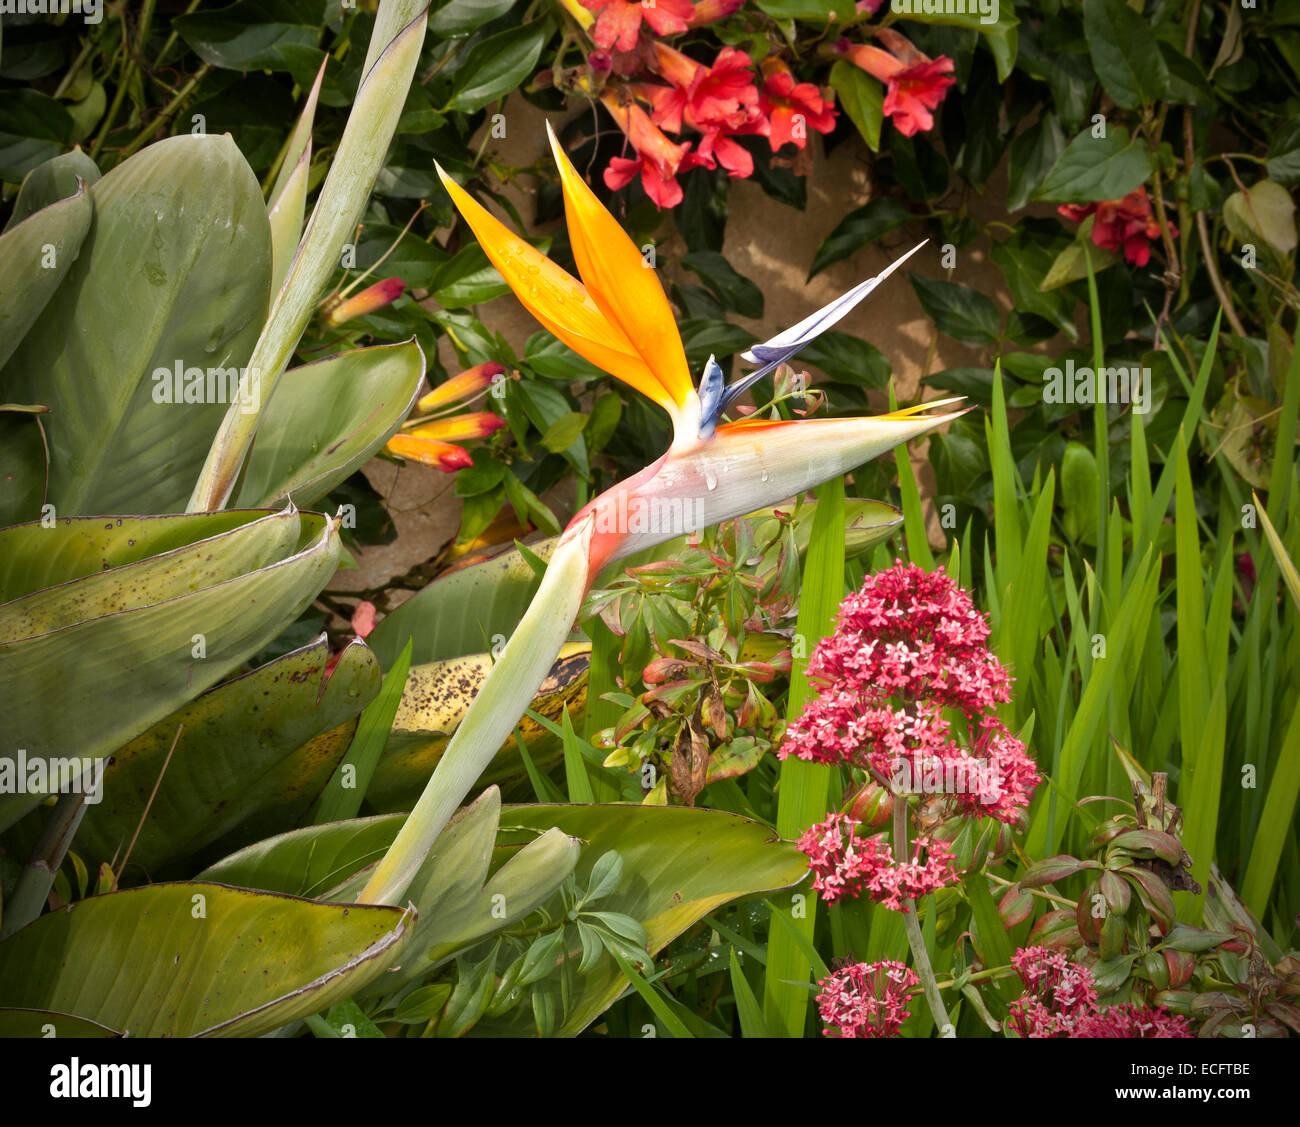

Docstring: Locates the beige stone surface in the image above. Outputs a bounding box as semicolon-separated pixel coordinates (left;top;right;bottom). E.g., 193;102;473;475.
329;96;1066;598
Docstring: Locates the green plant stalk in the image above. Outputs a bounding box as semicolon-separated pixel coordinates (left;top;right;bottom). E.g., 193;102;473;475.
894;798;951;1032
1;787;93;939
117;61;212;159
360;517;595;906
763;478;844;1037
187;0;429;513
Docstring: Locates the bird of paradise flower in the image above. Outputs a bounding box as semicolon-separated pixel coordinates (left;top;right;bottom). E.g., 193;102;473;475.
361;124;965;905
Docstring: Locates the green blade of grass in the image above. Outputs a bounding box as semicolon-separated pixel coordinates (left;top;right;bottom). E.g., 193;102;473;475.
515;723;566;802
729;948;769;1037
1241;697;1300;918
891;380;936;571
581;615;623;801
1026;549;1159;857
560;706;595;803
988;363;1022;589
609;948;693;1038
1084;246;1109;595
763;479;845;1037
311;638;411;824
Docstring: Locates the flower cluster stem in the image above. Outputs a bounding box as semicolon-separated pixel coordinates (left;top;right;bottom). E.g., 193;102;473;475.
893;798;952;1033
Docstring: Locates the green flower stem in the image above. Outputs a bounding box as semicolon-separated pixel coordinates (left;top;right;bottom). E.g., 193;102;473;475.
893;797;952;1033
359;519;594;906
1;787;93;940
935;965;1020;991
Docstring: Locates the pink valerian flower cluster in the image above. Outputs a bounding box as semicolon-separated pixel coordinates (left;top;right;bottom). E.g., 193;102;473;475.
1058;185;1177;268
816;960;919;1038
797;812;958;909
779;563;1041;824
1008;947;1192;1039
579;2;836;207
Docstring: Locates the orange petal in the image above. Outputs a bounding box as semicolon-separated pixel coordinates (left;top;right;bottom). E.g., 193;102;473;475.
546;121;693;412
435;164;670;406
385;433;474;471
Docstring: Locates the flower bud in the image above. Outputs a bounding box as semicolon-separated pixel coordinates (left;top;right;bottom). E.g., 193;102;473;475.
325;277;406;325
1164;948;1195;989
847;780;893;829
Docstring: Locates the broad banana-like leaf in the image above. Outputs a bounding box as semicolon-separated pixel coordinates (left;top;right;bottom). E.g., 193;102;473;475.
267;59;326;300
365;642;590;812
0;171;92;372
0;509;340;831
199;789;580;988
1;148;100;232
1;133;271;516
0;1008;121;1038
235;340;424;508
473;804;808;1036
0;883;412;1037
0;510;262;599
2;636;380;874
366;497;902;668
200;803;806;1035
197;813;407;898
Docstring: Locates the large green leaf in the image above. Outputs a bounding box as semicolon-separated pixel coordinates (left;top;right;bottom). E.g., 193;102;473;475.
0;170;92;372
204;802;807;1035
198;813;406;898
0;883;411;1037
236;340;423;508
474;804;809;1036
3;636;380;874
1082;0;1169;110
443;23;547;114
2;148;100;233
200;788;580;987
173;0;325;72
366;537;556;667
1033;125;1155;204
1;133;271;515
0;509;340;830
0;1008;121;1038
0;510;262;601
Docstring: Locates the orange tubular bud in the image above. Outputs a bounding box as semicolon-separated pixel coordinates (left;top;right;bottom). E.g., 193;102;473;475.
326;277;406;325
410;412;507;443
385;433;474;472
417;362;505;413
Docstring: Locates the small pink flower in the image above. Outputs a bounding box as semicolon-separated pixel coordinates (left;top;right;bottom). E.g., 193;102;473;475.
816;960;919;1038
796;812;958;910
350;601;378;639
1072;1004;1193;1039
1007;947;1193;1037
834;28;955;137
758;57;837;151
1058;186;1174;268
779;562;1040;823
582;0;694;52
600;88;695;208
